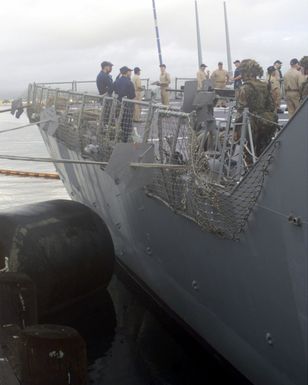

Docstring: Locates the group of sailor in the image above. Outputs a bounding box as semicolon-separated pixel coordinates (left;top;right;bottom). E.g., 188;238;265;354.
96;56;308;152
96;61;172;123
196;57;308;118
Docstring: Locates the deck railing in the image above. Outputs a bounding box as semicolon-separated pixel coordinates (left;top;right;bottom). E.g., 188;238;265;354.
27;82;279;239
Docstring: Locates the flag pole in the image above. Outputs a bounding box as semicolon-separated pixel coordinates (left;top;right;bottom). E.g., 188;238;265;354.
195;0;203;67
152;0;163;66
223;1;233;76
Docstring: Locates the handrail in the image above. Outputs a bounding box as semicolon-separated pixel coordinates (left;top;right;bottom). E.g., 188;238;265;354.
37;78;151;91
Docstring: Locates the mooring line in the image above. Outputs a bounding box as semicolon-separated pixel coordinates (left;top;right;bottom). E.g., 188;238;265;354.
0;169;59;179
0;154;108;166
0;120;50;135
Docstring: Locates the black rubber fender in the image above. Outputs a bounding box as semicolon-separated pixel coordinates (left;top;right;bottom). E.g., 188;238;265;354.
0;200;114;315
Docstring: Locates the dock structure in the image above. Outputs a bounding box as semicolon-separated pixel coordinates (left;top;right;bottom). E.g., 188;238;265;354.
0;329;20;385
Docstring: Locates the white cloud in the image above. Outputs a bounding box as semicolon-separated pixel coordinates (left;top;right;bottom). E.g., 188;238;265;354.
0;0;307;97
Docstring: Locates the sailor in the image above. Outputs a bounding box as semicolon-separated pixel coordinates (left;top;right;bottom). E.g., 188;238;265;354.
96;61;114;96
113;66;136;142
267;66;281;112
159;64;171;105
210;62;229;89
196;64;209;90
283;58;305;118
237;59;278;157
113;66;135;100
210;62;229;107
273;60;283;84
299;56;308;101
132;67;143;122
232;60;242;100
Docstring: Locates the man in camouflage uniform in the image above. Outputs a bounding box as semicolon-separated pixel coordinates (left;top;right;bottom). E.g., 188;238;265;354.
299;56;308;101
236;59;278;157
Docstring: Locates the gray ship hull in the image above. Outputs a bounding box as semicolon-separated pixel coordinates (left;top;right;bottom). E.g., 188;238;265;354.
29;86;307;385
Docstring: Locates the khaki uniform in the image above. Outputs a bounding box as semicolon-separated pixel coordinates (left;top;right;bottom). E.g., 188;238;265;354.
210;69;229;89
211;68;229;107
160;72;171;105
196;69;209;90
268;75;281;110
284;68;305;118
274;69;282;82
132;74;143;121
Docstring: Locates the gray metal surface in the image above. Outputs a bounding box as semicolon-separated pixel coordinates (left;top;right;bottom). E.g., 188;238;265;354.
106;143;154;193
29;85;308;385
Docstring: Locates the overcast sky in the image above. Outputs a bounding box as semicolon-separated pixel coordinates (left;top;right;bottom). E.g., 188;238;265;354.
0;0;307;97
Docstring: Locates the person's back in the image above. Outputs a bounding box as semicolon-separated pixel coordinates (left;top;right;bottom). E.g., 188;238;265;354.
284;68;303;93
115;73;136;101
238;79;275;115
114;66;136;142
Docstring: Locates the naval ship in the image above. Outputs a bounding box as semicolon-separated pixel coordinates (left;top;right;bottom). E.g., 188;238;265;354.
24;80;307;385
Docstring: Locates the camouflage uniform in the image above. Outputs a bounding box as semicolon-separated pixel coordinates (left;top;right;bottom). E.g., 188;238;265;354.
300;79;308;100
237;60;278;157
300;56;308;101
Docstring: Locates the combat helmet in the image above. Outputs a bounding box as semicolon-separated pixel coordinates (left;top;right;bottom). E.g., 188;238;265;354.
239;59;264;80
300;56;308;71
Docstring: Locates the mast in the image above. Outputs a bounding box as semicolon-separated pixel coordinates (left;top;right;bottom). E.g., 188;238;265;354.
223;1;232;76
152;0;163;66
195;0;203;67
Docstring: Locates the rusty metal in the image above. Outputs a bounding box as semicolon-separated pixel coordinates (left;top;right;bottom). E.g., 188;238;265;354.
20;324;87;385
0;273;37;329
0;169;59;179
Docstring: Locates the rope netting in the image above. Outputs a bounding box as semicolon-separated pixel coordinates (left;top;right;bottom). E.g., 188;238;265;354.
28;84;279;239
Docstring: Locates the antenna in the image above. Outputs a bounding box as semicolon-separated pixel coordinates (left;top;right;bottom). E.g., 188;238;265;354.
195;0;203;67
152;0;163;66
223;1;232;76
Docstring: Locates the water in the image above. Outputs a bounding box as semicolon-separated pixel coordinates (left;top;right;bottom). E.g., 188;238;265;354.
0;108;250;384
0;108;68;209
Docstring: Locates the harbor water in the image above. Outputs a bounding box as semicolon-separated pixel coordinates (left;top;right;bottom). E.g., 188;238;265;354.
0;108;68;208
0;108;250;384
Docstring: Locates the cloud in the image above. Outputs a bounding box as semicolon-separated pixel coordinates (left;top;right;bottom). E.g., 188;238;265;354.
0;0;307;97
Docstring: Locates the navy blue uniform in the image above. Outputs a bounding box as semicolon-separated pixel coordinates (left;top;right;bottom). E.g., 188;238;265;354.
96;71;113;96
113;76;136;142
234;68;242;89
113;76;136;101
